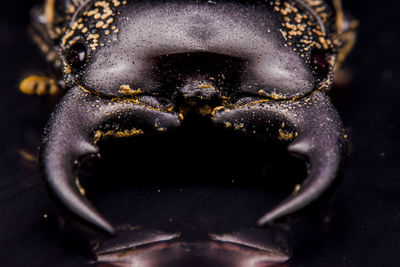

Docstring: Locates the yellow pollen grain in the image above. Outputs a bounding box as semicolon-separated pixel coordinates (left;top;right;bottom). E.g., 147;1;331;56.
75;178;86;196
96;21;105;28
279;129;294;141
88;33;100;40
87;8;99;17
119;85;142;96
94;129;144;144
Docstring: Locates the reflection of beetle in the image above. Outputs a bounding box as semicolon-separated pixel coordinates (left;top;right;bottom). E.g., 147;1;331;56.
22;0;356;235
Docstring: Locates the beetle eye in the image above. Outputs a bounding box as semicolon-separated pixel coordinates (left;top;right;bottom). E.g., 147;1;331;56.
67;43;87;70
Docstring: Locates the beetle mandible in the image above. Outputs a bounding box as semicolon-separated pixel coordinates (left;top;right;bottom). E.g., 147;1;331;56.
21;0;356;234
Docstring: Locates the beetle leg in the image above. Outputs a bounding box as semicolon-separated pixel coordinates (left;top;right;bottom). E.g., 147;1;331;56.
40;87;180;234
19;75;61;95
332;0;358;68
212;91;347;225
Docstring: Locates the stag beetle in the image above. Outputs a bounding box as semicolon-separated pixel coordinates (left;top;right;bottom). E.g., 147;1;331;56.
21;0;356;235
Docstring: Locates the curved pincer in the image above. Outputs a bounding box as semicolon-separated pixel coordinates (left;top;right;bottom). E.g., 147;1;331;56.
40;87;180;234
212;91;347;225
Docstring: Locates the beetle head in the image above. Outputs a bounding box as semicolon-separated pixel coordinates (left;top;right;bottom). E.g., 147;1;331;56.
60;0;340;102
41;0;349;235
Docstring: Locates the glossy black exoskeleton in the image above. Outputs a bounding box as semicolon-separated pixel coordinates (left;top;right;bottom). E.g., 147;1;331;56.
29;0;356;240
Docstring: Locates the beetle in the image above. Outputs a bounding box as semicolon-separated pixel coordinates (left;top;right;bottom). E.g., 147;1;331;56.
21;0;356;235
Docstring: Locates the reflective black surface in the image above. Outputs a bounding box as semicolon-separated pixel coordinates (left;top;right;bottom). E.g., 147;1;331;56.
1;0;399;266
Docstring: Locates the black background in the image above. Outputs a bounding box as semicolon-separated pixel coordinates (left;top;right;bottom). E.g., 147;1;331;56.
1;0;399;266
